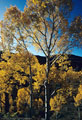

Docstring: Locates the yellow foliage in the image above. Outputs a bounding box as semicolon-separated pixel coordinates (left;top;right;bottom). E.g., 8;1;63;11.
33;64;45;90
1;93;5;112
17;88;30;114
34;98;43;109
0;52;45;93
74;84;82;107
50;93;66;112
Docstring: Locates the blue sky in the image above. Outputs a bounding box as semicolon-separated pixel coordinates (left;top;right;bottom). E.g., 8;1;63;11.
0;0;82;56
0;0;26;20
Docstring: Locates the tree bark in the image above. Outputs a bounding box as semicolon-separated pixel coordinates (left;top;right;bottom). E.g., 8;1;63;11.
45;55;50;120
78;107;80;120
11;84;18;112
0;94;1;112
5;92;9;113
29;58;33;118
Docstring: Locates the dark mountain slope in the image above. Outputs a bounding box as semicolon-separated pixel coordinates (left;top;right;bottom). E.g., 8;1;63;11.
0;51;82;71
68;54;82;71
36;54;82;71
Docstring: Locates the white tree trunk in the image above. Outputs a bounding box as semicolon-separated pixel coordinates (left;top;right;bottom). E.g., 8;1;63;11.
45;56;50;120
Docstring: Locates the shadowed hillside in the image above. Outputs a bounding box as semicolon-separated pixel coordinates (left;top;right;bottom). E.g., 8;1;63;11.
0;51;82;70
36;54;82;71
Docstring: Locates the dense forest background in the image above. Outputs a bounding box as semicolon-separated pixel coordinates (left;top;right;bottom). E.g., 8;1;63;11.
0;52;82;120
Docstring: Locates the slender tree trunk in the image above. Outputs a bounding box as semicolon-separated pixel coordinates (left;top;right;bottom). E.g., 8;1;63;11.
78;107;80;120
56;111;58;120
0;94;1;112
29;58;33;118
5;92;9;113
11;85;18;112
45;55;50;120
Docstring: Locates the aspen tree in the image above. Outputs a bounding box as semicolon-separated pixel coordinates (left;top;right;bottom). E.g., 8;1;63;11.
0;0;82;119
